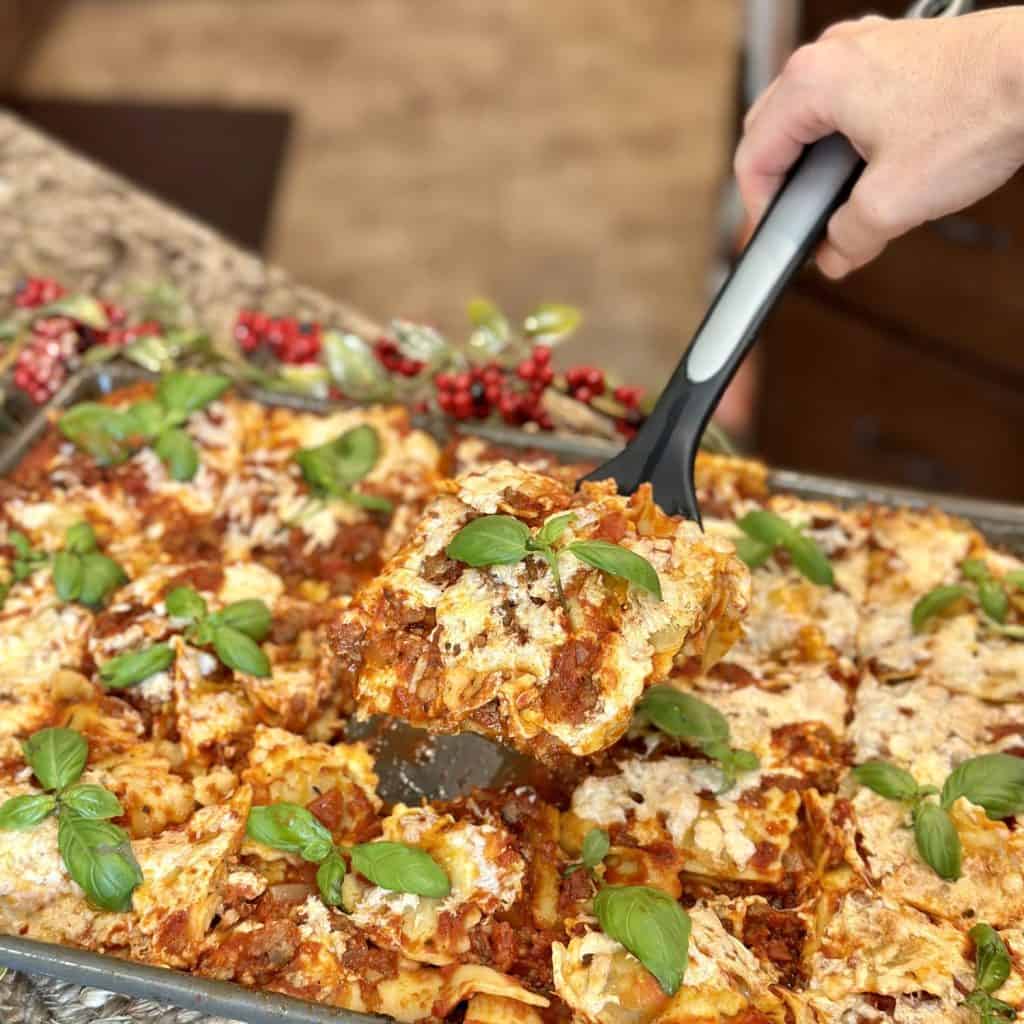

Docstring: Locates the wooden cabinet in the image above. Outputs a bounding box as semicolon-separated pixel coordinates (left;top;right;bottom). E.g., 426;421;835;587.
754;0;1024;501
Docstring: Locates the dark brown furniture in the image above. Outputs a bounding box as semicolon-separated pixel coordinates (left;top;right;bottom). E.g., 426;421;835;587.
755;0;1024;500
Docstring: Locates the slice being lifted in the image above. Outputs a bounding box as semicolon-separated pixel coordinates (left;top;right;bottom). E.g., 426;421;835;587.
331;462;749;758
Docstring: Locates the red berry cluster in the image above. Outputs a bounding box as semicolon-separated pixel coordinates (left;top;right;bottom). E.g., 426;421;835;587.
374;338;424;377
234;311;322;364
565;365;606;405
612;384;644;438
13;318;79;404
434;346;555;428
14;277;65;309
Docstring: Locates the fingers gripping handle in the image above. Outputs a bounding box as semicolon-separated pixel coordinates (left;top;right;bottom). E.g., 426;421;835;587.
685;134;861;384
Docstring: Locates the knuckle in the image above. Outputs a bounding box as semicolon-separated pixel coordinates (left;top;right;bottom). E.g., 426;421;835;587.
851;186;903;237
783;44;823;83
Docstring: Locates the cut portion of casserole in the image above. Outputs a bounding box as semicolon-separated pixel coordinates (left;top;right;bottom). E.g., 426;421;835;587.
331;462;750;758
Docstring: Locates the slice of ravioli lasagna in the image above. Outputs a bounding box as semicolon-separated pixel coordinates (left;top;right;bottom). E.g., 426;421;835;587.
331;462;749;758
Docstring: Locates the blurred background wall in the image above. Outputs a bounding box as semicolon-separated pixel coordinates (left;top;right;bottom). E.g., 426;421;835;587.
3;0;742;394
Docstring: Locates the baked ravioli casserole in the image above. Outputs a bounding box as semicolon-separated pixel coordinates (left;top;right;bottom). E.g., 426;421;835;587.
0;376;1023;1024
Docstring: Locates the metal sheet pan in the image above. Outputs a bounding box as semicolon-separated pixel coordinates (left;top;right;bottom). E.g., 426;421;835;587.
2;364;1024;1024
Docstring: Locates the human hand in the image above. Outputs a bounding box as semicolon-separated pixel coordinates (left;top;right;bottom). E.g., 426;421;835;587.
734;10;1024;278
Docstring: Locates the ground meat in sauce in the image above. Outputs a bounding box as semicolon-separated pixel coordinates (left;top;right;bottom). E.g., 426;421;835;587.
542;639;601;725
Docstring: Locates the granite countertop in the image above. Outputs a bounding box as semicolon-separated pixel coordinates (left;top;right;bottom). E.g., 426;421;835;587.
0;110;379;338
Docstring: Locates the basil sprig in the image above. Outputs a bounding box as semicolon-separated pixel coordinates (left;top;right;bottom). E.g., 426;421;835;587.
0;727;141;911
914;559;1024;634
446;513;662;603
852;754;1024;881
594;885;691;996
51;522;128;610
165;586;271;678
734;510;834;586
99;643;175;689
0;530;49;609
637;686;759;792
563;827;610;878
964;924;1018;1024
58;370;229;481
294;424;393;513
246;803;451;905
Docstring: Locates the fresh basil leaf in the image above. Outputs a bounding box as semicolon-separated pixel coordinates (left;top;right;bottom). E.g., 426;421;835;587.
568;540;662;600
912;585;968;633
53;551;84;602
727;749;760;774
210;600;272;642
99;644;175;689
58;404;135;465
970;923;1012;995
594;885;691;996
154;428;199;482
65;522;97;555
1003;569;1024;591
912;802;962;881
350;841;450;898
246;803;334;861
122;400;166;440
40;294;109;329
156;371;229;417
61;784;123;820
716;747;761;793
638;686;730;746
446;515;531;567
295;424;382;497
784;532;835;587
316;852;347;907
57;813;142;911
535;512;575;548
735;535;773;569
342;488;395;514
467;298;511;356
165;585;207;622
978;579;1009;625
965;990;1018;1024
852;760;920;803
23;727;88;791
581;828;610;870
8;531;31;559
962;558;991;583
736;509;794;547
0;792;57;829
213;625;271;677
941;753;1024;820
523;303;582;343
77;553;128;609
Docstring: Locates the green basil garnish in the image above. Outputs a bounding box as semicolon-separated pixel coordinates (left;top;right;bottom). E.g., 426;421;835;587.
57;814;143;912
212;625;271;678
51;524;128;610
914;559;1024;634
912;584;968;632
851;760;922;803
53;549;85;602
964;923;1018;1024
65;522;97;555
76;553;129;609
247;803;334;861
564;827;610;878
316;852;347;907
912;802;962;881
208;599;272;642
0;727;139;912
349;841;450;899
0;792;57;829
23;727;88;792
637;686;759;792
522;303;582;343
594;885;691;996
941;754;1024;820
294;424;392;514
166;585;208;622
735;509;834;586
59;370;228;480
445;513;663;604
99;644;175;690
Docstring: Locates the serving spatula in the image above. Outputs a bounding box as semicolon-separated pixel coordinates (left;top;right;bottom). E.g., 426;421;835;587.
582;0;973;525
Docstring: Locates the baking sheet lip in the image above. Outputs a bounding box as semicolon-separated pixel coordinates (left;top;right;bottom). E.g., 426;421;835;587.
3;364;1024;1023
0;933;388;1024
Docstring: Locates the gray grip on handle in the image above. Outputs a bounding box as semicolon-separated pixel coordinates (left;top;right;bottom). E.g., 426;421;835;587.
686;134;861;383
